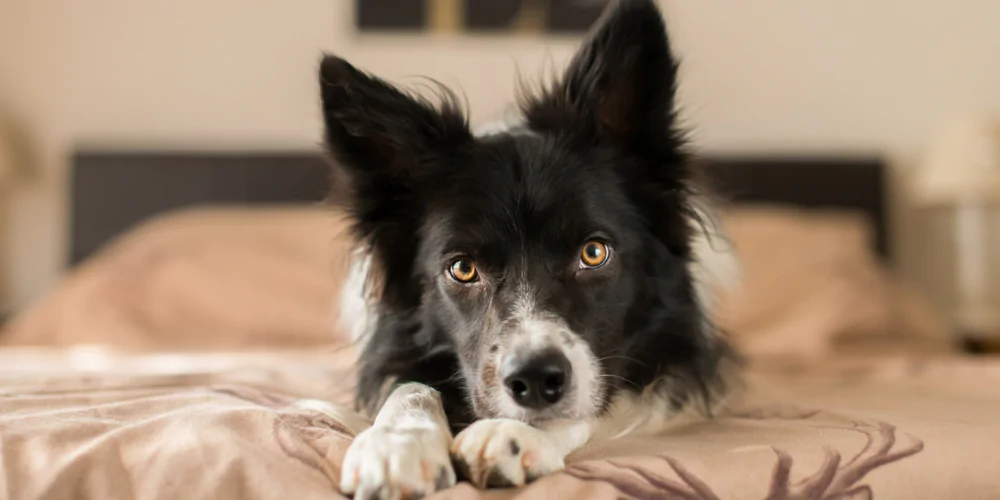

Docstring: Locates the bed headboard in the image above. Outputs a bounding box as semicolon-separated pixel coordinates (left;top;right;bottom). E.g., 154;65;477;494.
69;151;887;266
703;156;888;257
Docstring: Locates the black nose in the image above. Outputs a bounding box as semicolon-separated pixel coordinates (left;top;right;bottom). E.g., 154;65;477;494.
502;351;572;409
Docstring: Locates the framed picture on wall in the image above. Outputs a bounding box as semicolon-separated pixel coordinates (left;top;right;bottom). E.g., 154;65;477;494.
356;0;610;35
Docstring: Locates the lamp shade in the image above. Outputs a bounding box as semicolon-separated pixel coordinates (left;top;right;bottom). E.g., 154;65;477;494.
0;112;36;187
912;115;1000;206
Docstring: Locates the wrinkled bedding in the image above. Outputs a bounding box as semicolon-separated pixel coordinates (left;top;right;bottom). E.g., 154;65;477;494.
1;205;997;500
2;349;997;500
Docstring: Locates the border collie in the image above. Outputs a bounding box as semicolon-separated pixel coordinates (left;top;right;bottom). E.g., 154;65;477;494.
321;0;738;497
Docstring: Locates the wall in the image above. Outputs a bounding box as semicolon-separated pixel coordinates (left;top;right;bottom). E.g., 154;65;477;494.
1;0;999;308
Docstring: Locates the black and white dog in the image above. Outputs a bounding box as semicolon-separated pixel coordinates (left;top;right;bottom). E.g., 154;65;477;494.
321;0;738;498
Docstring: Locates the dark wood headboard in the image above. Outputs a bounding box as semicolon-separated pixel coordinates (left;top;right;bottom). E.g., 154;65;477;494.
69;151;330;266
69;151;887;266
702;156;887;257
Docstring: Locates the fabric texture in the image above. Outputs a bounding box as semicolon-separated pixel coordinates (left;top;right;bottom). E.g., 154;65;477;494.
716;207;955;362
1;348;997;500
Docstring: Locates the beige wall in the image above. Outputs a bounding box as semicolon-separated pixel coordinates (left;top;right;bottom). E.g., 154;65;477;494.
1;0;999;308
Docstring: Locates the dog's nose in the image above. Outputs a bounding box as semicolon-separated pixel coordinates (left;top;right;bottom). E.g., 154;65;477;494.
501;351;572;409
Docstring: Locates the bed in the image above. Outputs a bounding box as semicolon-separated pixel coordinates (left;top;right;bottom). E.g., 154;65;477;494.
0;150;997;500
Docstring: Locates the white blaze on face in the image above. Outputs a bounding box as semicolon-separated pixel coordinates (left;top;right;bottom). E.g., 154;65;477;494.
490;289;603;421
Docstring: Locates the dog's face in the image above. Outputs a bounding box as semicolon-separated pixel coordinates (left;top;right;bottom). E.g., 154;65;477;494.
413;133;686;423
322;0;719;425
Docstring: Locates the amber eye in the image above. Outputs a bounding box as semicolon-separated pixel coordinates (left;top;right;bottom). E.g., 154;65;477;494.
580;240;610;268
449;259;478;283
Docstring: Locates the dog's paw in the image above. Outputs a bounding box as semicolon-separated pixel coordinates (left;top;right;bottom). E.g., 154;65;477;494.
451;419;563;489
340;424;455;500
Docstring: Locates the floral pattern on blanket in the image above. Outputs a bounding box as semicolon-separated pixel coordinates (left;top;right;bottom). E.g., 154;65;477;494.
211;385;929;500
563;414;924;500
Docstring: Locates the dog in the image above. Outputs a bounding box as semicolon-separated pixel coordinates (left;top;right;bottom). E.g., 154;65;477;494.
320;0;738;498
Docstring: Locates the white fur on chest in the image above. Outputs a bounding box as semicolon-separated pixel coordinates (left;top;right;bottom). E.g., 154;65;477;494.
338;247;376;346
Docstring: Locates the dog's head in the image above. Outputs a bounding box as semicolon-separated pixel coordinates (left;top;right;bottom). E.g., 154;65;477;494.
322;0;727;425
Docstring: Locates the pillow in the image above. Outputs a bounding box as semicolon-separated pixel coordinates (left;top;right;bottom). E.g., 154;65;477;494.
1;205;353;350
715;206;956;363
1;203;957;361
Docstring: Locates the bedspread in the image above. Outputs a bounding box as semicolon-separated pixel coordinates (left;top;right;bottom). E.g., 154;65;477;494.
2;348;997;500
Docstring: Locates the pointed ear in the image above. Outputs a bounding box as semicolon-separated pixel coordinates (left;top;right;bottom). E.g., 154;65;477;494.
319;55;471;191
521;0;680;152
320;56;471;306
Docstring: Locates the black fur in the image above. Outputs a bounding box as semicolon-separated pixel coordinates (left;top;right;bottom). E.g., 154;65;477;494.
320;0;729;431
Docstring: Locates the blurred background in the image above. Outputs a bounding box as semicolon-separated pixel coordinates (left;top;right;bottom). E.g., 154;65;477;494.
0;0;999;351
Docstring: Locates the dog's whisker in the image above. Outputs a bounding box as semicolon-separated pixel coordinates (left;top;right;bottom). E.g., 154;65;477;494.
445;370;465;383
597;355;639;362
597;355;650;368
598;373;641;390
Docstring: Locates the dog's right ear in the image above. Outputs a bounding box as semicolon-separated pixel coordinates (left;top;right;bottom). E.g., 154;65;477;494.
319;55;471;207
321;56;471;308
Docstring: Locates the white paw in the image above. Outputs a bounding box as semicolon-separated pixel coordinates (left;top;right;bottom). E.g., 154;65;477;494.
451;419;564;488
340;424;455;500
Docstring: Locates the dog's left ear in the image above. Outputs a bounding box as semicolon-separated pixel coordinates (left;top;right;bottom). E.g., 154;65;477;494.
522;0;681;155
319;56;470;187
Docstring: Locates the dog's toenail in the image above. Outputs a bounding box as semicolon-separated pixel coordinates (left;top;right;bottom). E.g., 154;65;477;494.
435;466;451;490
452;456;471;481
509;439;520;455
485;468;515;488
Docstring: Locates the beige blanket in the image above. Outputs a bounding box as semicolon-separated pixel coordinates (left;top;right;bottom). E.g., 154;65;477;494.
2;348;997;500
1;204;994;500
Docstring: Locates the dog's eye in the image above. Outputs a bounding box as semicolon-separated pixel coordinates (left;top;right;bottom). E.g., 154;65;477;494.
580;240;610;268
449;259;479;283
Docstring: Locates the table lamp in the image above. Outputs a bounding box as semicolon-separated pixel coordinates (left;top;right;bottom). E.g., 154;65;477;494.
0;112;37;317
912;114;1000;347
